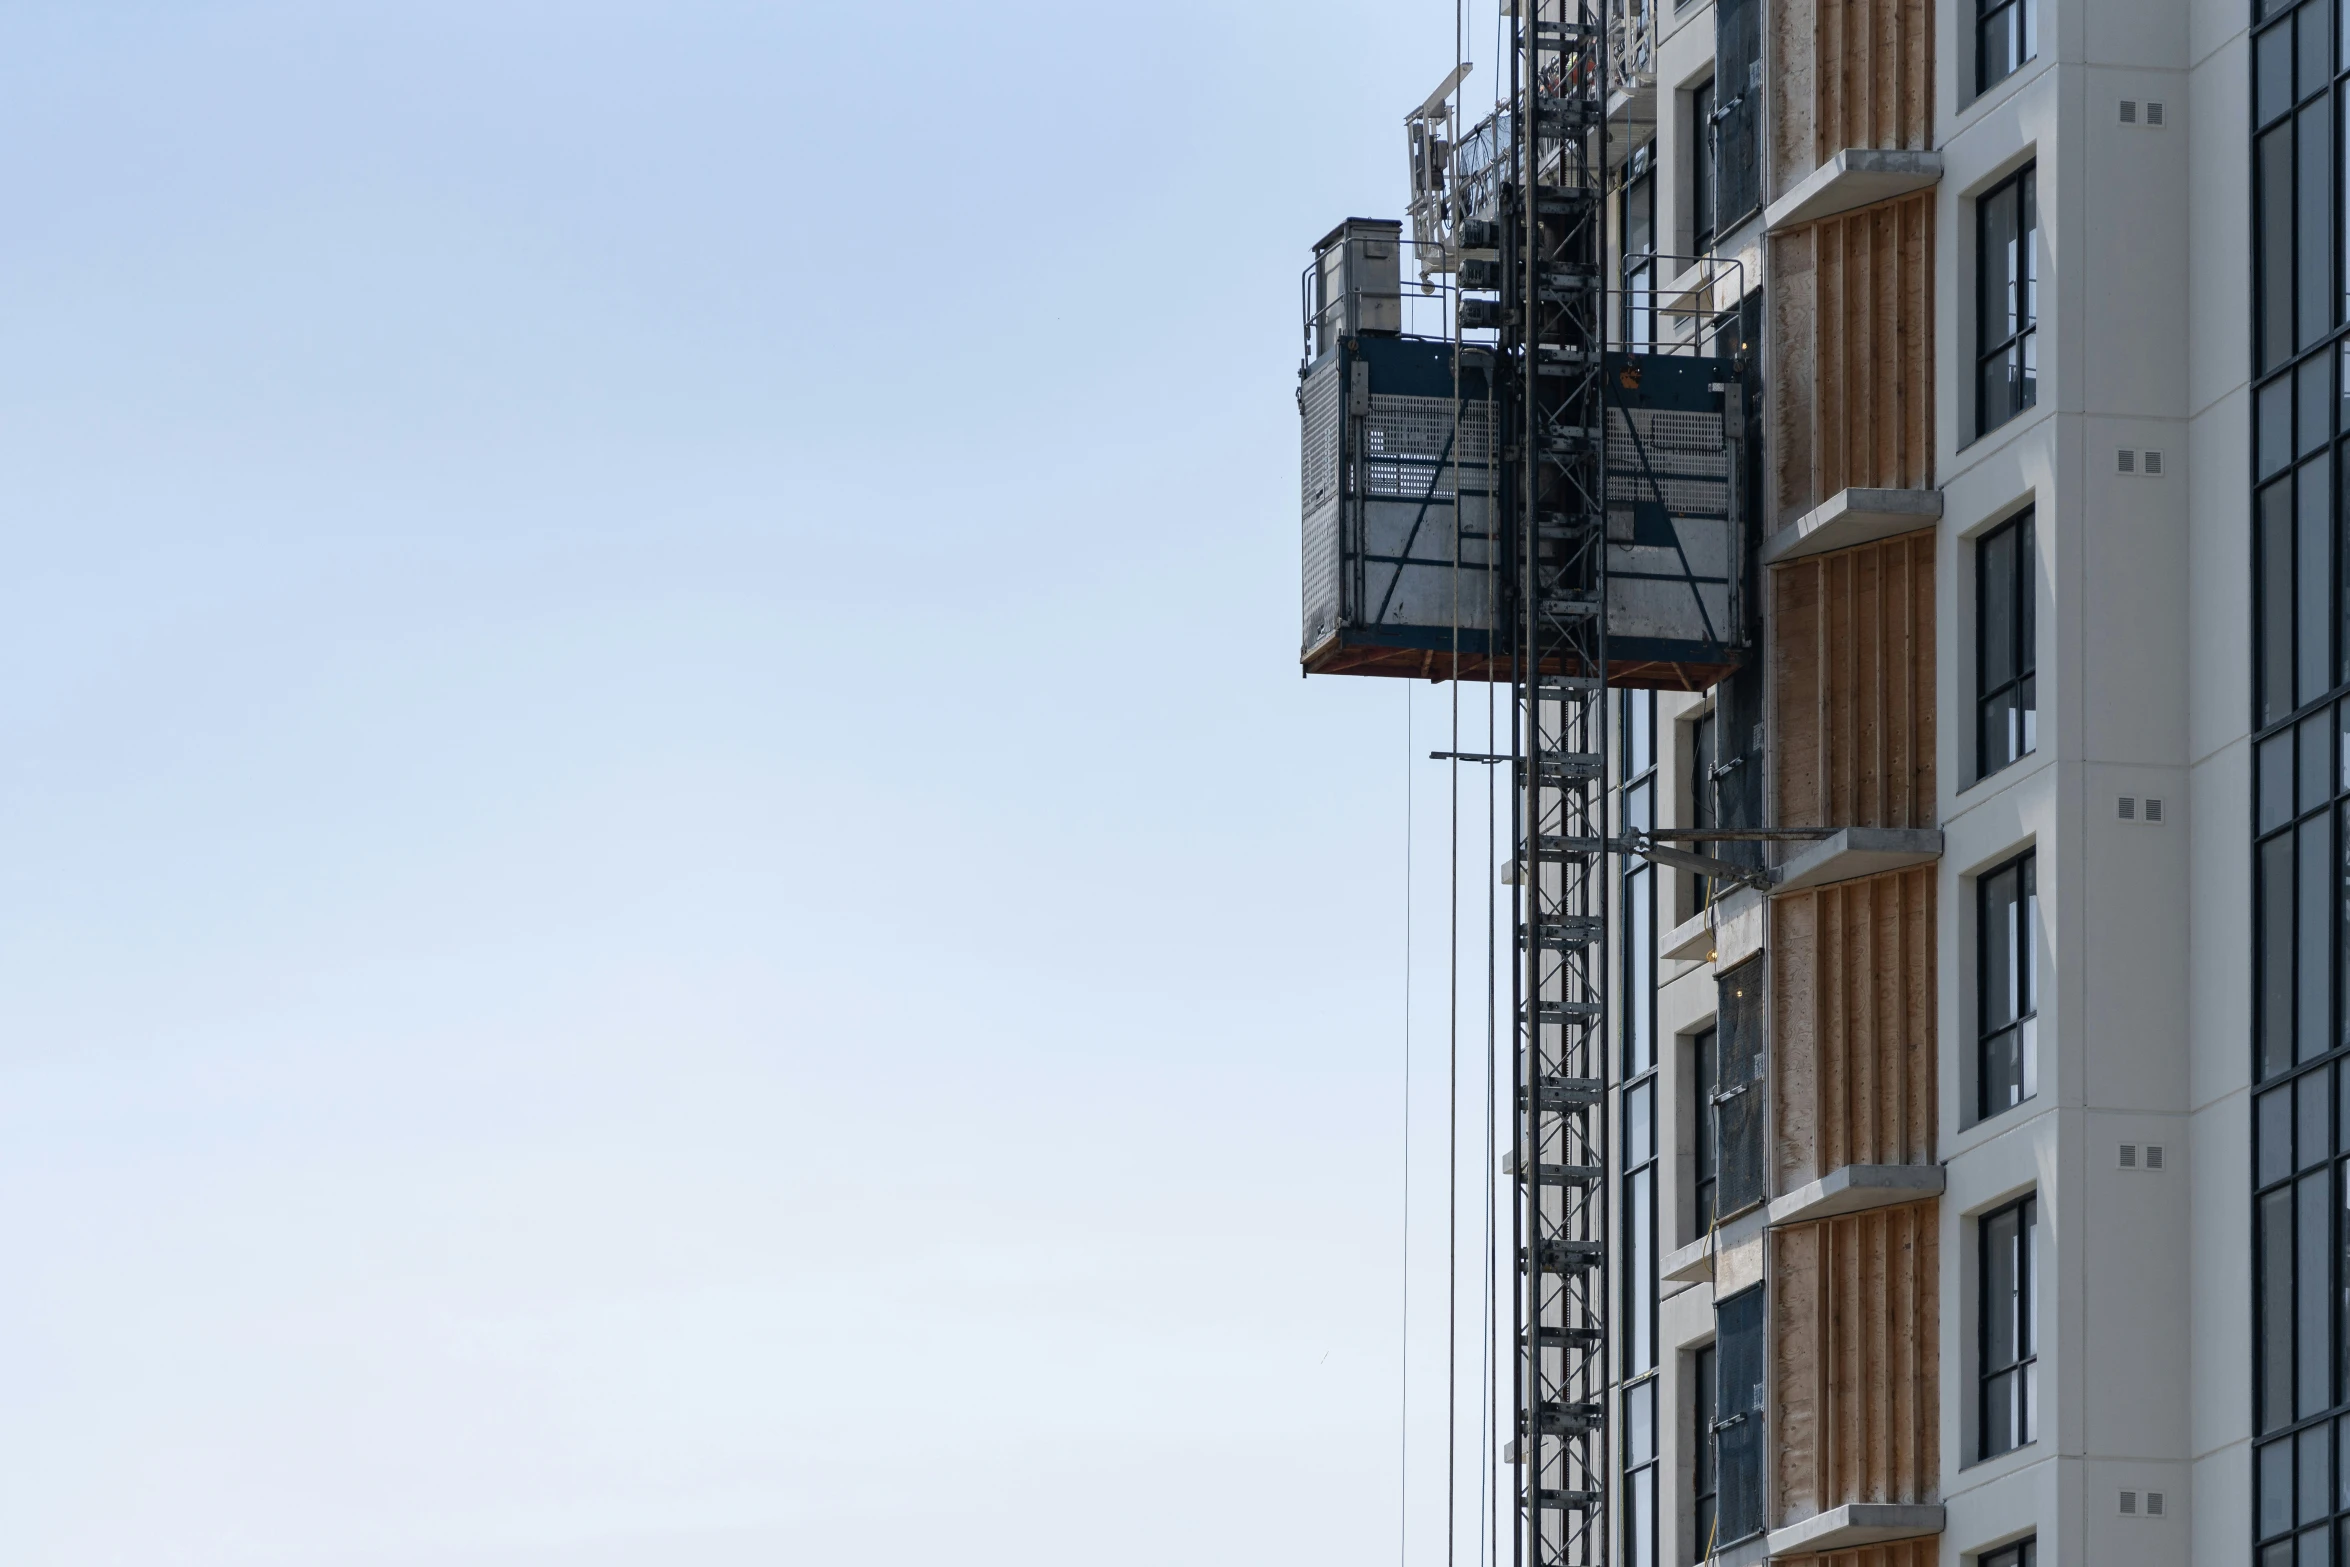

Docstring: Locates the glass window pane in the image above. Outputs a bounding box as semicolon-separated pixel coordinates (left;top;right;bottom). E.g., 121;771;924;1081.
2310;710;2338;810
2303;457;2335;706
2309;355;2338;456
1984;1203;2021;1367
2308;0;2337;102
2268;1434;2298;1538
2306;816;2335;1064
1982;182;2017;349
2303;104;2333;348
2266;126;2297;371
2264;21;2296;126
2266;1185;2297;1431
2299;1524;2330;1567
2304;1169;2333;1416
2304;1069;2334;1170
2268;481;2300;724
2270;832;2301;1079
2271;729;2301;833
2268;375;2298;480
2270;1085;2300;1186
2311;1425;2338;1525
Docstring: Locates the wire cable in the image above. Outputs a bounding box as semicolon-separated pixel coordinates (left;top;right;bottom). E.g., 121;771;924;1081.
1401;683;1414;1567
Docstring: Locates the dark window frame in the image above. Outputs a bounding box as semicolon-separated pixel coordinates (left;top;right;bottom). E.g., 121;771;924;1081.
1622;141;1659;349
1976;163;2040;437
1980;1539;2036;1567
1975;0;2039;97
1691;77;1717;255
1976;509;2038;781
1978;1193;2040;1461
1690;1024;1720;1242
1976;849;2040;1123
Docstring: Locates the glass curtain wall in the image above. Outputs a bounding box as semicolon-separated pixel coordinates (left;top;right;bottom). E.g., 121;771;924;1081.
2253;5;2350;1561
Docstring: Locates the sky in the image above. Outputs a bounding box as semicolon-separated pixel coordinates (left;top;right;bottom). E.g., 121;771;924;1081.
0;4;1521;1562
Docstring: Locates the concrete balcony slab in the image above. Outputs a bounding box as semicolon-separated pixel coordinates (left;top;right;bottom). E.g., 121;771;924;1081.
1771;828;1943;895
1767;1504;1945;1557
1767;1164;1947;1228
1765;148;1944;233
1762;487;1943;565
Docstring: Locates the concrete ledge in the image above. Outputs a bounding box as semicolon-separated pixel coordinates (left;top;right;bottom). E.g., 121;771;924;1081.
1663;907;1717;963
1768;1164;1947;1228
1772;828;1943;895
1762;487;1943;565
1710;887;1766;970
1765;148;1944;232
1767;1504;1946;1557
1663;1205;1766;1285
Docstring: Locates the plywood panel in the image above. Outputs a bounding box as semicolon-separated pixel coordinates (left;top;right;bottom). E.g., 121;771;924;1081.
1773;867;1937;1190
1769;193;1935;528
1772;0;1935;197
1771;531;1936;831
1771;1202;1940;1527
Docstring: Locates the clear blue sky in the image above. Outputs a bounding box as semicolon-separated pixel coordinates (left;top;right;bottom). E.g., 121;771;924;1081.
0;4;1515;1562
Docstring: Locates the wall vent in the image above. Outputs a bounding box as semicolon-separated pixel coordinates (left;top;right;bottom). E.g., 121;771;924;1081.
2148;101;2167;126
2147;1144;2166;1170
2147;797;2166;822
2120;99;2139;123
2145;449;2166;476
2119;795;2137;819
2119;449;2168;477
2148;1491;2167;1516
2120;1142;2139;1168
2121;1490;2139;1515
2120;1488;2167;1515
2121;1143;2168;1171
2118;448;2137;473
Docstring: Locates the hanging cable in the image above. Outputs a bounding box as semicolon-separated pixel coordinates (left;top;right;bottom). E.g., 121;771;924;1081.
1401;681;1415;1567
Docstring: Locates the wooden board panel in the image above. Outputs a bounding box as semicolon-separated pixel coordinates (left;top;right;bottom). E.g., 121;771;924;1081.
1773;867;1937;1190
1771;531;1937;831
1772;0;1935;196
1772;1201;1940;1527
1768;193;1935;529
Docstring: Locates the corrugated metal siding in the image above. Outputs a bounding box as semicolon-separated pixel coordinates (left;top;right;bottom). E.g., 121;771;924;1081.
1771;530;1936;831
1772;0;1935;197
1772;867;1937;1191
1771;1201;1940;1527
1767;194;1935;528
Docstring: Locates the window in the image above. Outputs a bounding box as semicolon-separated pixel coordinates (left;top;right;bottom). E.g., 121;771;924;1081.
1981;1541;2036;1567
1976;0;2038;96
1713;0;1762;231
1977;851;2040;1121
1716;959;1765;1214
1690;1025;1719;1240
1691;1343;1718;1561
1625;1379;1658;1567
1977;510;2037;778
1691;78;1717;255
1977;165;2039;435
1625;1077;1657;1373
2254;11;2350;1562
1623;143;1658;348
1979;1195;2039;1459
1714;1288;1765;1542
1684;708;1718;920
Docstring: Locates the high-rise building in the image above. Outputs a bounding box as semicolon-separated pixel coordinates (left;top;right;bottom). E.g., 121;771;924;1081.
1613;0;2256;1563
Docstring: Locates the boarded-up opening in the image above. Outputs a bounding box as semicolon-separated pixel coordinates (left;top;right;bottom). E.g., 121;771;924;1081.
1772;867;1937;1192
1772;530;1937;831
1771;1202;1941;1528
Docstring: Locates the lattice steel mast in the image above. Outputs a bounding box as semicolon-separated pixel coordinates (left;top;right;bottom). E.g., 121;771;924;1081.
1504;7;1611;1567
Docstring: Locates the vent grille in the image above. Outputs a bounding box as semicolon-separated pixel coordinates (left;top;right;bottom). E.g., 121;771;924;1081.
2118;448;2136;473
2147;797;2166;822
2120;1143;2138;1168
2147;1144;2166;1170
2120;1488;2169;1516
2120;100;2139;124
2145;449;2166;476
2120;1142;2168;1171
2119;795;2137;820
2148;101;2167;126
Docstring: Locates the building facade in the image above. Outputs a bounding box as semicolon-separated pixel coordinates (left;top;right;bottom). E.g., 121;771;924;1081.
1604;0;2258;1564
